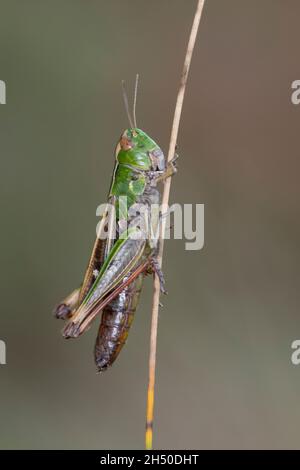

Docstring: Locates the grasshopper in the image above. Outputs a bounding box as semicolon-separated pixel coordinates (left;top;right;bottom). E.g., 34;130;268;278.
54;76;177;372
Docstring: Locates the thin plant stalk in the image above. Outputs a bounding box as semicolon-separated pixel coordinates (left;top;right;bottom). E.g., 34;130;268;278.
145;0;206;450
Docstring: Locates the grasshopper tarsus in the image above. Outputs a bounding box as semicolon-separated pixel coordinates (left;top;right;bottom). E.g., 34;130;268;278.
150;258;168;295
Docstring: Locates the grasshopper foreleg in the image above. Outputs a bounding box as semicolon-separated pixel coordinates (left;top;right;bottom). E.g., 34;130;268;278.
149;153;179;186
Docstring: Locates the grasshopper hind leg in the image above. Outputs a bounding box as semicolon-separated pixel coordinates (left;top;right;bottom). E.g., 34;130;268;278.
53;287;81;320
54;304;72;320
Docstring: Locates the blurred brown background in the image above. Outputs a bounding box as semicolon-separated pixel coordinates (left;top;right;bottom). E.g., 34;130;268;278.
0;0;300;449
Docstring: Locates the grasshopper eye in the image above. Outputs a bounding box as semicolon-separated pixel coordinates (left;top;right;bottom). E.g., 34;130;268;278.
120;135;133;151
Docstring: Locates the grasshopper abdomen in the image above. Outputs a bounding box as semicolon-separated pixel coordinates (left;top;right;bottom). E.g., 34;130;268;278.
94;273;143;372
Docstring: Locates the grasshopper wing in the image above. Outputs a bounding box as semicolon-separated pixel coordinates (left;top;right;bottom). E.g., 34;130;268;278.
78;197;116;304
53;197;116;319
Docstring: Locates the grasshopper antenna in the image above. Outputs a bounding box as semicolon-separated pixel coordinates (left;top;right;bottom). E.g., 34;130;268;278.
122;80;135;129
133;73;139;128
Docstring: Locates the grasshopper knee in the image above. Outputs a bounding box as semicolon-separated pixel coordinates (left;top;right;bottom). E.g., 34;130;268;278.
53;303;72;320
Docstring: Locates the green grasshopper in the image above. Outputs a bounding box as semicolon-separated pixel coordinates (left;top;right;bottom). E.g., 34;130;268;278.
54;76;177;372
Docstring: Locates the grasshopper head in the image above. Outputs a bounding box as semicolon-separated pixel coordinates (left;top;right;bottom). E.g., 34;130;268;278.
118;128;165;171
119;77;165;171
